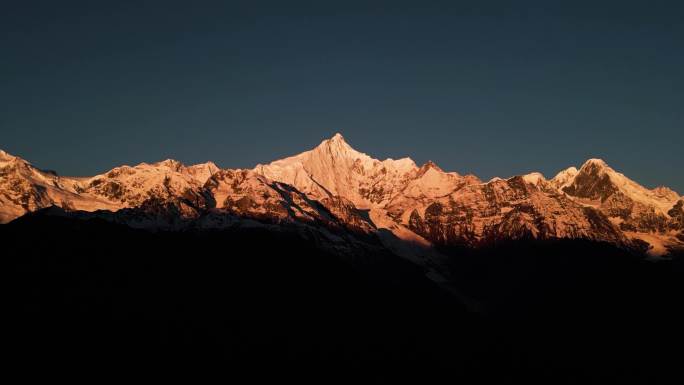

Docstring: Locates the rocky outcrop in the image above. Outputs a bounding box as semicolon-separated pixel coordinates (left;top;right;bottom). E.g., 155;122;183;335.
205;168;375;234
668;200;684;230
402;177;628;247
555;158;681;236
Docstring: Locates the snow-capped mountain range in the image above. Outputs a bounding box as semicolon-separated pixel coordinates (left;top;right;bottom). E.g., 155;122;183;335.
1;134;682;256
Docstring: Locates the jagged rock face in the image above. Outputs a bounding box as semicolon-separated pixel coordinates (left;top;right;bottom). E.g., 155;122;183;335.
562;160;618;201
383;164;480;225
0;153;220;225
0;151;117;222
668;200;684;230
255;133;421;208
0;159;53;221
556;159;681;234
402;176;627;247
318;196;377;234
616;203;669;233
1;136;681;255
252;137;631;250
207;169;315;222
601;191;635;219
253;134;490;249
80;160;217;208
205;168;375;234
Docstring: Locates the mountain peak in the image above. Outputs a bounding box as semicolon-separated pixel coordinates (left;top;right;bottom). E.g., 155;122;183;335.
581;158;610;169
321;132;352;148
562;158;680;217
418;160;444;174
562;159;618;201
156;159;184;168
314;132;364;160
550;166;579;189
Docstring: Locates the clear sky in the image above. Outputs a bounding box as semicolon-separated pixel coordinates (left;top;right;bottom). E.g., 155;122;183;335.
1;1;682;191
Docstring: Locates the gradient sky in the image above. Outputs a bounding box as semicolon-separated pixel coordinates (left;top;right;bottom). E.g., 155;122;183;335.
1;1;682;191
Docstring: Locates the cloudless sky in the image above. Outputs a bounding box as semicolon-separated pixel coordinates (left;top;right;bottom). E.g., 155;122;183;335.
1;1;682;191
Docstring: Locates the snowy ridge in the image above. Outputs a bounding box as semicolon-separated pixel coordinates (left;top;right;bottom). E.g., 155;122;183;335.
550;167;579;189
255;133;419;208
521;172;546;186
559;158;680;213
0;152;219;223
1;134;682;256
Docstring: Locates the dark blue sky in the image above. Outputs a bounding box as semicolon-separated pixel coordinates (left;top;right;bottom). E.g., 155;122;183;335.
2;1;682;191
